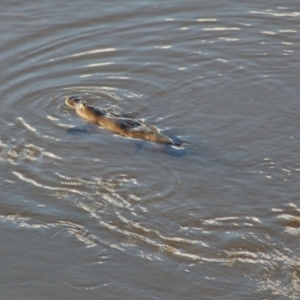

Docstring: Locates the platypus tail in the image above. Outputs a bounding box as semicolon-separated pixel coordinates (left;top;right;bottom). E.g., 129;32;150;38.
155;133;186;148
171;138;186;148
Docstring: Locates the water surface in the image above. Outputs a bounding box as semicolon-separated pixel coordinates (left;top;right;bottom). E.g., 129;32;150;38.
1;1;300;299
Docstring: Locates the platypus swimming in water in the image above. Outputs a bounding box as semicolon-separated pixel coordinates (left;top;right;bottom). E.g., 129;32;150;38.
65;96;184;147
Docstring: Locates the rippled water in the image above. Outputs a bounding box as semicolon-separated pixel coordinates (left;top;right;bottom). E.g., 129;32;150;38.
1;1;300;299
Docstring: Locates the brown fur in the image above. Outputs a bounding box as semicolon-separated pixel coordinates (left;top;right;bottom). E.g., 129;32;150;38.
65;96;179;145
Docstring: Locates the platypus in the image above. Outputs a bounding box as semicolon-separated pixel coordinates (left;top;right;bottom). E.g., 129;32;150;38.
65;96;183;147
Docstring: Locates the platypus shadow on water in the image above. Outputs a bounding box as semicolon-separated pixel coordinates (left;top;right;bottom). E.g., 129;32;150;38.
65;96;187;157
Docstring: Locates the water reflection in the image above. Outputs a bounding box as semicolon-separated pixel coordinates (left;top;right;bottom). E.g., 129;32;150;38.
71;48;116;57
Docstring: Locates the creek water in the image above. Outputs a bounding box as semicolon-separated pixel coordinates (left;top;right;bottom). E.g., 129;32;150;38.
1;1;300;299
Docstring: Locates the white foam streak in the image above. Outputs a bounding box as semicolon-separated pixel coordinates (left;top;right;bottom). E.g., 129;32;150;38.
17;117;36;132
87;62;114;67
203;27;240;31
72;48;116;57
249;10;300;17
197;18;217;22
13;171;83;194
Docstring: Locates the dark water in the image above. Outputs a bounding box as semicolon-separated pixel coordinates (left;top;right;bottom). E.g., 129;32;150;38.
1;1;300;299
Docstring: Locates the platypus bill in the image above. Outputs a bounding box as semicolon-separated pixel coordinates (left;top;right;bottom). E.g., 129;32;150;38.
65;96;184;147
